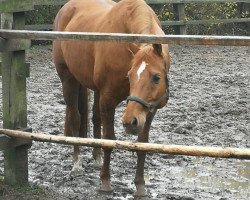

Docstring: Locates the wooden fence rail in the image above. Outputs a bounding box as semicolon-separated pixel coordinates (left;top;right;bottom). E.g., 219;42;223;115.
0;29;250;47
1;129;250;159
2;1;248;33
26;0;250;34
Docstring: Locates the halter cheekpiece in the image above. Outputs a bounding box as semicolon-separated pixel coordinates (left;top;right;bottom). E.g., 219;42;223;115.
126;74;170;112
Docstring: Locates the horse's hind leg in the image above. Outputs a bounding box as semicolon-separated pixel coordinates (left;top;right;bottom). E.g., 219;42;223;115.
78;88;102;167
57;65;82;171
78;85;88;139
75;85;89;170
92;91;102;167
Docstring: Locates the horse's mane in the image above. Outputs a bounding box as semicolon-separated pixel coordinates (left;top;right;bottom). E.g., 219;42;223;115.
111;0;160;34
126;0;159;33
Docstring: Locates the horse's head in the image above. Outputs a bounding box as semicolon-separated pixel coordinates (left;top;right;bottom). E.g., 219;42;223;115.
123;44;170;135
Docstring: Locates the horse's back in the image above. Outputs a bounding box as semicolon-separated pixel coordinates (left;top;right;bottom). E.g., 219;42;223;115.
52;0;78;67
54;0;114;32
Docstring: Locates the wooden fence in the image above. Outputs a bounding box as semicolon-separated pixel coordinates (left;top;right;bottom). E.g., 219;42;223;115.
1;0;249;34
0;0;250;187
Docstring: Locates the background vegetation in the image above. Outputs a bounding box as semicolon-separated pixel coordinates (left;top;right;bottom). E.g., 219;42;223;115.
0;180;67;200
153;2;250;35
26;2;250;35
26;5;60;25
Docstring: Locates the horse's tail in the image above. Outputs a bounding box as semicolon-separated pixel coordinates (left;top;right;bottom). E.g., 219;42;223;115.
78;85;88;138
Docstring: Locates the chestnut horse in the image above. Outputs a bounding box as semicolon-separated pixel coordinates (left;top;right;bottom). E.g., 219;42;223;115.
53;0;170;196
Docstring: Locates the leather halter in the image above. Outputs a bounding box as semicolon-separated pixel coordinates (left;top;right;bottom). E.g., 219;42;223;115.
126;74;170;113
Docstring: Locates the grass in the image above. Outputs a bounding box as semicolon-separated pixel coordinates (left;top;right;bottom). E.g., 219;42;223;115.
0;178;66;200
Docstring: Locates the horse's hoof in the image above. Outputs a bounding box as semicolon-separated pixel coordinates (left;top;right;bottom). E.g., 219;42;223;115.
134;186;147;197
99;181;113;193
99;188;113;194
134;192;147;197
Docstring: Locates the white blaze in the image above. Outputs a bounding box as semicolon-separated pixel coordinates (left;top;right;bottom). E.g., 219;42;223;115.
137;61;147;80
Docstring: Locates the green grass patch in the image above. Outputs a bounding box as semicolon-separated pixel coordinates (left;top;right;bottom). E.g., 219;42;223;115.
0;182;53;200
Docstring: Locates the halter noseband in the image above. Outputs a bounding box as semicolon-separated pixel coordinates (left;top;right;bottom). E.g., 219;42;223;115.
126;74;170;113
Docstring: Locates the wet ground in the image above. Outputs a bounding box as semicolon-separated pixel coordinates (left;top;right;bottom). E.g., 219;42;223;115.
0;45;249;199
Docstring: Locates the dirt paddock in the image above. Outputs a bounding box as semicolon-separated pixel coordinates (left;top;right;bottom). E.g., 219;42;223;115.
0;44;249;200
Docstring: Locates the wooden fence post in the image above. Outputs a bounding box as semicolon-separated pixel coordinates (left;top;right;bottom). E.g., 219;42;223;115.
173;3;187;35
1;11;31;185
241;2;250;33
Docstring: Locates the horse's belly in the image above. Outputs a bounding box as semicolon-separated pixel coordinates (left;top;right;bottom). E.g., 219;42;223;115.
61;41;96;90
73;67;96;90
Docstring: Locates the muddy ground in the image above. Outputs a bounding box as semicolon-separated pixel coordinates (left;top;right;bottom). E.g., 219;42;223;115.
0;45;249;200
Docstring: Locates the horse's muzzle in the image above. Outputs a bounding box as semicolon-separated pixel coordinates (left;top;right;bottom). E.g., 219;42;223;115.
122;115;145;135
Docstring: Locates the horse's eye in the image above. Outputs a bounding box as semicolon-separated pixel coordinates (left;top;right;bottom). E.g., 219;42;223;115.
152;74;160;84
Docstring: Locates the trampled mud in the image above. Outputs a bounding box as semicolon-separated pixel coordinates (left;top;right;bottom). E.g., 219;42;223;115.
0;45;249;199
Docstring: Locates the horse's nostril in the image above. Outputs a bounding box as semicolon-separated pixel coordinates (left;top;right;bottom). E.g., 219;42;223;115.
131;117;138;127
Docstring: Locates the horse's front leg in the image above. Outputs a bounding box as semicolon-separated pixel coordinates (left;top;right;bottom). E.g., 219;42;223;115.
99;94;117;192
134;110;157;196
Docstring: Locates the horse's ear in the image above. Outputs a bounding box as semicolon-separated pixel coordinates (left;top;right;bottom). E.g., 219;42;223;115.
128;43;140;56
153;44;162;57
